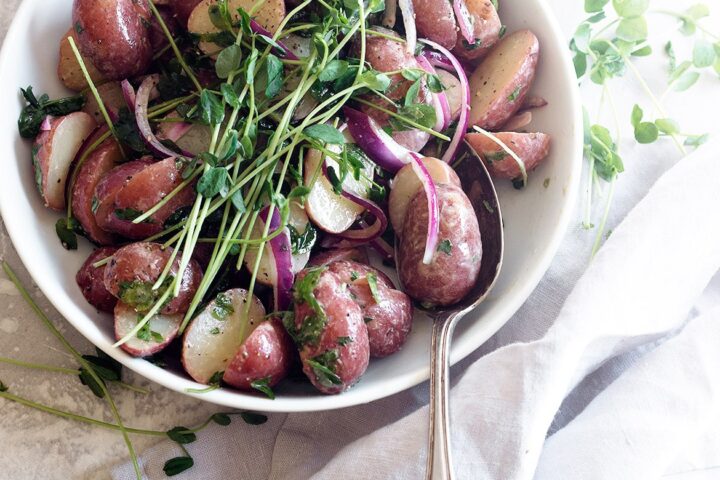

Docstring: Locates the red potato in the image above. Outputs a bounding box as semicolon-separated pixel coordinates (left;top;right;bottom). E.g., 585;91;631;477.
412;0;458;50
468;30;540;130
398;183;482;306
182;289;266;384
293;268;370;394
76;247;118;313
355;27;430;126
81;82;127;125
389;157;461;236
452;0;502;62
309;247;369;267
327;261;413;358
188;0;286;56
168;0;204;28
466;131;551;179
437;70;463;120
100;157;197;240
222;318;295;391
303;143;374;234
114;301;182;357
71;139;122;245
57;28;105;92
148;6;179;53
500;111;533;132
104;242;202;315
32;112;96;210
72;0;153;80
93;158;154;234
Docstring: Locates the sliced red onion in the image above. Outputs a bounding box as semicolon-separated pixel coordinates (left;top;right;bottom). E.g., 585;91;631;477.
121;80;137;113
259;206;294;311
409;153;439;264
392;129;430;152
344;107;413;173
250;20;300;61
40;116;54;132
398;0;417;54
453;0;475;45
135;74;181;159
419;39;470;163
320;161;389;242
415;55;451;131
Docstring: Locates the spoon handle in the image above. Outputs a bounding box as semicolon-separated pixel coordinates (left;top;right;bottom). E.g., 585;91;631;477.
426;314;459;480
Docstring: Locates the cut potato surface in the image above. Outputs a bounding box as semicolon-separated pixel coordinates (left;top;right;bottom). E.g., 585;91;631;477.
32;112;96;210
304;143;373;234
115;301;182;357
182;288;266;384
57;28;105;92
188;0;286;56
466;131;551;179
468;29;540;130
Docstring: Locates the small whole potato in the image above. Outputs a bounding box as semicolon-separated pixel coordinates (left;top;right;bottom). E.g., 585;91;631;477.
398;183;482;306
76;247;118;313
292;268;370;394
72;0;153;80
104;242;202;315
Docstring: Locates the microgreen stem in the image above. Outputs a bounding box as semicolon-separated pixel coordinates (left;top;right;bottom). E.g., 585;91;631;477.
591;174;616;258
0;356;79;375
472;126;528;186
148;0;202;92
650;10;720;41
2;262;142;480
354;98;451;141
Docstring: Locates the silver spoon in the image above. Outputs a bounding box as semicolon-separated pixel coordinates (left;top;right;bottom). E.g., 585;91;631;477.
398;142;504;479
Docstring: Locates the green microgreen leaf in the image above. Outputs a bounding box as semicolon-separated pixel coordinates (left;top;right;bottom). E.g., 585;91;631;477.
318;60;349;82
200;90;225;126
197;167;231;198
166;426;197;444
612;0;648;18
240;412;268;425
654;118;679;134
684;133;709;147
215;44;243;79
265;54;284;98
616;16;647;42
671;71;700;92
250;377;275;399
163;456;194;476
585;0;609;13
304;124;346;144
211;413;232;425
692;39;716;68
55;218;79;250
634;122;658;143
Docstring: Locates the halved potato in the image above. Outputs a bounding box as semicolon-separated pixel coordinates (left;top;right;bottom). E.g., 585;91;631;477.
388;157;461;236
465;131;551;179
452;0;502;62
115;301;182;357
156;112;213;156
32;112;96;210
468;29;540;130
303;143;374;234
57;28;105;92
188;0;286;56
182;288;266;384
412;0;458;50
81;82;127;124
437;70;462;120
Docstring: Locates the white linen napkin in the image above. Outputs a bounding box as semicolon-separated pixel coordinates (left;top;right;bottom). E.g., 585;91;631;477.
113;138;720;480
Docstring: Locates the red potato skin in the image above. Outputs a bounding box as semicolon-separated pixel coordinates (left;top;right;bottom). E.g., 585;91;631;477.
327;261;413;358
76;247;118;313
72;0;153;80
71;139;122;246
94;158;154;234
398;184;482;306
308;247;369;267
104;242;203;315
412;0;458;50
452;0;502;62
222;318;295;390
294;269;370;394
98;157;196;240
148;6;179;53
466;131;551;179
354;27;430;125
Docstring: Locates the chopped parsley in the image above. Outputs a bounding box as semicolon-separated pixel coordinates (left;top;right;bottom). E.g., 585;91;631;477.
482;200;495;214
507;86;522;102
289;223;317;255
211;292;234;320
366;272;382;303
119;278;172;313
307;350;341;388
484;151;508;163
250;377;275;399
437;239;453;255
337;336;353;346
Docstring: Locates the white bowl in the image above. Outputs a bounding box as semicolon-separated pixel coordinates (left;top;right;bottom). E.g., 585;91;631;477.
0;0;582;412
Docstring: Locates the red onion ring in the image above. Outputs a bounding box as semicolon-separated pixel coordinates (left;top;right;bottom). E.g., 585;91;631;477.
320;161;389;242
250;20;300;60
409;152;439;264
135;74;182;159
344;107;413;173
453;0;476;45
419;39;470;163
259;206;294;311
398;0;417;54
415;55;451;131
40;116;53;131
121;80;137;113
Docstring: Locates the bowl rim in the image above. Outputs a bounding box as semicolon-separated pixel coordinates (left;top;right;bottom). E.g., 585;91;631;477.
0;0;583;413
